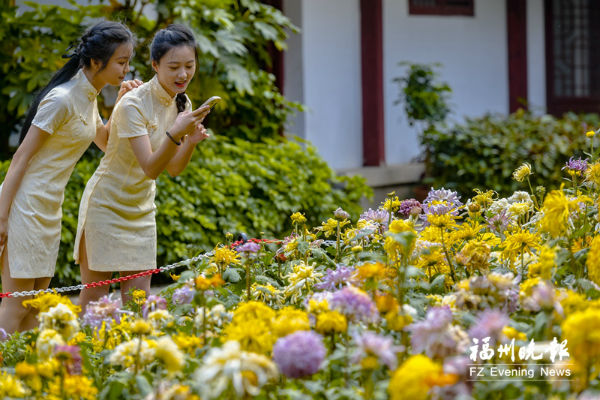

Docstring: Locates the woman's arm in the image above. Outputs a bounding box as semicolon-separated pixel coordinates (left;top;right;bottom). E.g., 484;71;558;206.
93;80;143;152
128;107;210;180
0;127;50;247
165;123;210;177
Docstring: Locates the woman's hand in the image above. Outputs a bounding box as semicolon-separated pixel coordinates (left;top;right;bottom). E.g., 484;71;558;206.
187;123;210;144
169;106;210;140
116;79;143;104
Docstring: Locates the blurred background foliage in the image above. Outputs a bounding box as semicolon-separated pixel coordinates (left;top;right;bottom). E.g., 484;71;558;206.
0;0;372;286
395;62;598;198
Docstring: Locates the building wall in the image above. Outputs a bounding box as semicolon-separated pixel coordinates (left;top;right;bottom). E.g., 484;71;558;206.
527;0;546;113
283;0;364;170
383;0;510;166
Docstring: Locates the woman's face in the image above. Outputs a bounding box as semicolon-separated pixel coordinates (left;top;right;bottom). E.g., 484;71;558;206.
153;45;196;97
94;42;133;87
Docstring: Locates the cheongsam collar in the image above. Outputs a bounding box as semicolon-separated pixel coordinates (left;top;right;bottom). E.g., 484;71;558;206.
150;75;176;107
75;69;100;103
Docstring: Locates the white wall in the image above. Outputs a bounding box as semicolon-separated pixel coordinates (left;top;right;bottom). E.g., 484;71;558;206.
383;0;509;165
527;0;546;113
284;0;363;170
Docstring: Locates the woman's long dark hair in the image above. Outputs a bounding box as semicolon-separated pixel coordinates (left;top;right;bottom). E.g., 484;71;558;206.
19;21;133;144
150;24;197;113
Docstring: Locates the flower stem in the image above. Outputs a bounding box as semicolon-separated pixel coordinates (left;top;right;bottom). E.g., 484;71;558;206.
526;177;540;210
336;221;341;262
440;229;457;283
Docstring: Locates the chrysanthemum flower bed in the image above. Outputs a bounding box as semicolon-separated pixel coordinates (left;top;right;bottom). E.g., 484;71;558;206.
3;136;600;399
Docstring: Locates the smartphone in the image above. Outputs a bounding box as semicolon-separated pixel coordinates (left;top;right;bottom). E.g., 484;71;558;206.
200;96;221;110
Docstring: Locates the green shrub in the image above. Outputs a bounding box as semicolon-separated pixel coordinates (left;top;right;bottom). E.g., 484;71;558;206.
393;62;451;127
0;0;300;155
0;137;371;287
422;109;600;197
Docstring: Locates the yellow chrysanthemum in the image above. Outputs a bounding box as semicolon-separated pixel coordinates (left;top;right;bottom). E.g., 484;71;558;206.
528;245;555;280
539;189;570;237
512;162;532;182
232;301;276;323
585;162;600;186
427;213;459;229
154;336;185;375
508;202;532;218
223;319;275;354
315;310;347;334
388;219;416;234
561;308;600;374
317;218;349;237
587;235;600;286
385;310;413;331
502;326;527;341
501;228;540;265
374;293;399;313
456;240;490;273
22;292;80;314
586;130;596;138
15;361;42;393
471;189;496;208
382;196;402;212
558;289;588;316
388;355;454;400
290;212;307;224
173;333;203;355
307;298;330;314
47;375;97;400
449;220;484;244
132;289;146;305
212;246;241;266
354;262;387;281
0;372;26;399
130;319;152;335
272;307;310;337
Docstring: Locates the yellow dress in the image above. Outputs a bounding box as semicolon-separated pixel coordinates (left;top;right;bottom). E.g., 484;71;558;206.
74;76;189;271
2;69;101;278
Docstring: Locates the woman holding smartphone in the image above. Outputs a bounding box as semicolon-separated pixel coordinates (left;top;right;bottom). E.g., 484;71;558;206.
0;21;140;334
75;24;211;311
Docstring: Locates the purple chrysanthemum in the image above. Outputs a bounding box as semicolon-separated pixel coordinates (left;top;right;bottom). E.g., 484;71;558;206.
424;188;463;210
562;157;588;174
54;345;82;375
236;241;261;254
82;294;124;330
360;208;390;228
468;309;509;345
273;331;326;378
521;280;556;312
486;209;512;233
142;295;167;319
334;208;350;221
398;199;422;218
0;328;7;341
329;286;379;323
352;331;402;369
172;286;195;305
314;265;356;291
407;306;469;359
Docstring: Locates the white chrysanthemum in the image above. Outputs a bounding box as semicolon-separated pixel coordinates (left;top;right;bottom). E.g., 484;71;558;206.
148;309;174;330
488;198;510;216
508;191;533;204
194;304;232;329
194;341;278;399
38;303;80;340
109;338;156;369
36;329;65;359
